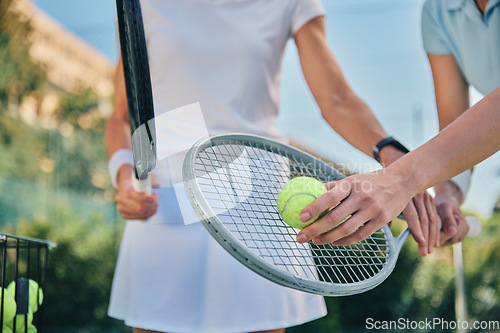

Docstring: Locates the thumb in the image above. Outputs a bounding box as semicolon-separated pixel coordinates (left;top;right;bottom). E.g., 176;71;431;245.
150;173;161;188
440;207;458;235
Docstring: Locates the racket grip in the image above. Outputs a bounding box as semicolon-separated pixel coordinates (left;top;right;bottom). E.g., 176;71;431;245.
465;216;482;238
131;173;152;194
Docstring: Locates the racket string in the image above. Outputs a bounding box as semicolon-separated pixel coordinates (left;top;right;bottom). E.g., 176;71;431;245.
193;141;390;285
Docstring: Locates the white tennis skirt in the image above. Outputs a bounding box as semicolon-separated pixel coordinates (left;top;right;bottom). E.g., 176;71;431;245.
108;189;327;333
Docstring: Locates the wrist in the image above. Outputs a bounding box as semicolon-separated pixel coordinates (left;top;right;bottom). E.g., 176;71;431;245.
378;146;406;166
385;155;424;198
108;148;134;188
117;164;134;187
373;136;410;166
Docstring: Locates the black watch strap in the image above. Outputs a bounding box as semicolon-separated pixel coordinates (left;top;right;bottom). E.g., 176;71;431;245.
373;136;409;163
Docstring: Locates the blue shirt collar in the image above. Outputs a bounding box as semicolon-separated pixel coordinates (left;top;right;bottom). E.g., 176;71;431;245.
446;0;466;11
447;0;500;25
486;0;500;11
447;0;500;12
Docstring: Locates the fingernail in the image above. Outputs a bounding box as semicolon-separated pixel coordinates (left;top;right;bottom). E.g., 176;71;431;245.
447;225;457;234
297;234;308;243
428;246;433;254
299;212;311;222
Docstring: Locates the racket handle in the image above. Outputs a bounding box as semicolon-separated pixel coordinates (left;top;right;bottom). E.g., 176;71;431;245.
465;216;482;238
131;173;152;194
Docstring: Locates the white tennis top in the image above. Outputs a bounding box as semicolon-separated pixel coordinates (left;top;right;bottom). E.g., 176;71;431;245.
108;0;328;332
144;0;325;141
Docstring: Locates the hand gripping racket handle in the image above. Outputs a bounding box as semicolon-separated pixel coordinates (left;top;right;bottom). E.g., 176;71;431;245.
131;173;152;194
396;215;482;251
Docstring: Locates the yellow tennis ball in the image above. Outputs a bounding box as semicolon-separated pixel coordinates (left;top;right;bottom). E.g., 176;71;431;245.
7;280;43;314
277;176;327;229
28;280;43;313
2;325;13;333
1;288;17;325
12;310;34;332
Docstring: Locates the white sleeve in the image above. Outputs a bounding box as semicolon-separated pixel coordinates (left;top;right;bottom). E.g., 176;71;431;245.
449;169;472;200
290;0;326;36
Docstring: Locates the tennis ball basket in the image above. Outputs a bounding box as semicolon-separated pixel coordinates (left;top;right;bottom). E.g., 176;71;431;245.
0;234;55;333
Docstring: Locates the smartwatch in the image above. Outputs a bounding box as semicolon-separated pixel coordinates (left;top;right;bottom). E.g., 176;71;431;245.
373;136;409;163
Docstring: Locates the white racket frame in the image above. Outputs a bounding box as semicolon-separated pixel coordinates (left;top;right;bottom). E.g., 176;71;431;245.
183;133;414;296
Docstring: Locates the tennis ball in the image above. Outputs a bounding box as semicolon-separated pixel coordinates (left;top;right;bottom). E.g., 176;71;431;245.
277;176;327;229
2;325;13;333
28;280;43;313
1;288;17;325
10;310;34;332
7;280;43;313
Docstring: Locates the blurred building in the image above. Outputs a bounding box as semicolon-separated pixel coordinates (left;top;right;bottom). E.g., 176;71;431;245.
10;0;115;126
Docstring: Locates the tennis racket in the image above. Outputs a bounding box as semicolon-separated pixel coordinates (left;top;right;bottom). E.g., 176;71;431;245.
182;133;482;296
116;0;156;193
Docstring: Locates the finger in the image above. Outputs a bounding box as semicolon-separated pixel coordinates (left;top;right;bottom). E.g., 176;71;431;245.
439;204;458;236
297;198;358;244
326;217;385;246
425;194;440;252
122;193;155;215
415;193;431;254
119;203;157;220
117;191;158;219
303;211;364;246
299;181;351;223
403;200;427;256
439;226;454;246
150;173;161;188
413;193;430;244
116;192;142;215
139;193;158;217
324;181;337;191
120;211;145;220
441;216;469;246
117;201;152;219
129;189;157;204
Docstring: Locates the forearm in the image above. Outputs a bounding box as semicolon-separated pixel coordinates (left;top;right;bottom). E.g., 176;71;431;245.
320;90;388;157
389;87;500;196
427;54;470;130
295;18;388;158
105;114;132;158
105;56;132;159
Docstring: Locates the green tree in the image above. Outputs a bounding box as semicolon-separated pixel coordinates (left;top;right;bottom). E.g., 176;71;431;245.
0;0;45;108
56;88;100;126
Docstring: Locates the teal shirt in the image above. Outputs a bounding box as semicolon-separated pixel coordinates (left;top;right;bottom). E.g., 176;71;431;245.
422;0;500;95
